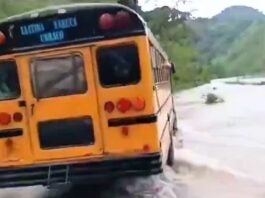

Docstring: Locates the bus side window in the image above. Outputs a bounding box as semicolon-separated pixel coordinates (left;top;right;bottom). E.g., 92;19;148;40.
155;67;158;82
150;46;171;83
155;51;160;82
150;46;157;83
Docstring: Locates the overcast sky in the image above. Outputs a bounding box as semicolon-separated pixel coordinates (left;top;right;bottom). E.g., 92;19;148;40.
139;0;265;18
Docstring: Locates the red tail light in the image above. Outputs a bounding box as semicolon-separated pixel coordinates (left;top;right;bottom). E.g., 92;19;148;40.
13;112;23;122
132;97;145;111
99;11;132;31
0;31;6;46
115;11;131;29
117;98;132;113
104;101;115;113
99;13;115;30
0;113;11;125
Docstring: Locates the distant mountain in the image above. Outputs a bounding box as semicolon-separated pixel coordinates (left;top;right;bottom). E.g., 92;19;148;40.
188;6;265;77
213;6;265;21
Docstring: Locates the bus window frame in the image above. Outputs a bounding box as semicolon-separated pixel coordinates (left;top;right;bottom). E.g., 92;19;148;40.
150;45;160;83
96;42;142;88
30;52;88;99
150;46;156;83
150;43;171;84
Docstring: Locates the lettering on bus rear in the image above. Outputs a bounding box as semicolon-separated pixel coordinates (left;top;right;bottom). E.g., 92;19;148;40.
19;17;78;43
53;17;78;29
20;23;45;35
0;7;145;55
40;31;64;43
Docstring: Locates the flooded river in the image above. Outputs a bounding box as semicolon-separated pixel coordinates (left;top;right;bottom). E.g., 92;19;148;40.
174;80;265;197
1;79;265;197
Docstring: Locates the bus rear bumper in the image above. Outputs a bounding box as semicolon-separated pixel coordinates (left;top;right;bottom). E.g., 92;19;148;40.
0;153;162;188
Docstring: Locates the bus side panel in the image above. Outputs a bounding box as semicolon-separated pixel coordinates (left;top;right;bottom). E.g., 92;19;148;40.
155;82;173;164
149;43;174;165
92;36;160;156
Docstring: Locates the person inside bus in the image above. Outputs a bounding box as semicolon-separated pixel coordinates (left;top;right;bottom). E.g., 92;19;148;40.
98;46;140;86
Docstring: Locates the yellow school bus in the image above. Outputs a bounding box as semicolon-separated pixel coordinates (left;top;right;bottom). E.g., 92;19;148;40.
0;3;178;188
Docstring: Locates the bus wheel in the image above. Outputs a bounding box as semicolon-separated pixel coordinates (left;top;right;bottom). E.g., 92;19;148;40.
167;135;175;167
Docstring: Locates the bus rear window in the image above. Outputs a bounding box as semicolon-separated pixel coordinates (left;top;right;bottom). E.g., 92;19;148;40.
97;45;140;87
0;61;20;101
31;55;87;99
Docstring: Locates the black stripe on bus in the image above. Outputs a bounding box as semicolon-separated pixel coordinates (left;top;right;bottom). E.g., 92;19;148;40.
0;31;146;56
0;129;23;138
108;115;157;127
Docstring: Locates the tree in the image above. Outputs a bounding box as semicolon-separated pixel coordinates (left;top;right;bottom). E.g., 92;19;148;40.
142;5;208;90
0;0;202;91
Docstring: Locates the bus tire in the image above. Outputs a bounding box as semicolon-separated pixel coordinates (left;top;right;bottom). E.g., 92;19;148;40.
166;135;175;167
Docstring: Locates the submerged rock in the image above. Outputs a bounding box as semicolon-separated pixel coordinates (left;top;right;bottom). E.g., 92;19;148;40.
205;93;224;104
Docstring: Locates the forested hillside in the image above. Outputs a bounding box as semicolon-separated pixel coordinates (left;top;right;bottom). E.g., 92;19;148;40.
144;7;202;89
0;1;265;89
189;6;265;78
145;5;265;84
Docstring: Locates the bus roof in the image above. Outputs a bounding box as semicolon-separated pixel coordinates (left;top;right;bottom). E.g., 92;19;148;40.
0;3;167;59
0;3;138;23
